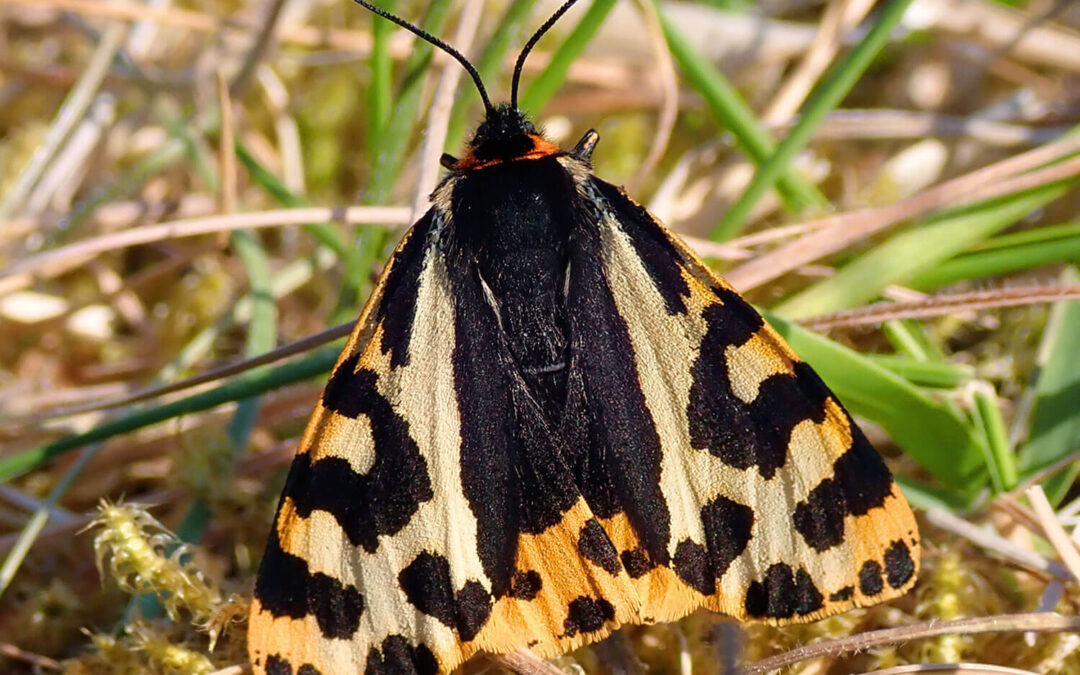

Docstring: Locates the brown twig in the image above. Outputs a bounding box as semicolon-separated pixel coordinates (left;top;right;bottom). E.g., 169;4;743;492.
0;643;62;671
800;284;1080;330
229;0;288;97
742;613;1080;674
856;665;1039;675
14;322;354;423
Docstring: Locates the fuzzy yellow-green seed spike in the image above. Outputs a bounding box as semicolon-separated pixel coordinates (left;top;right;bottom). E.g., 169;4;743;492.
89;501;221;623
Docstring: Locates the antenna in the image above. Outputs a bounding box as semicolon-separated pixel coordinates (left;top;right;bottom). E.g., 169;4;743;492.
511;0;582;110
352;0;494;115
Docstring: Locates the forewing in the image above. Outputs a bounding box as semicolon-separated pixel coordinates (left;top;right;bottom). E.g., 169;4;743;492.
561;160;919;625
249;207;640;675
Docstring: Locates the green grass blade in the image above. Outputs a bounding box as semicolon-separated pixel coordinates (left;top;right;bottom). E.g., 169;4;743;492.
658;9;826;220
894;475;972;511
517;0;617;115
865;354;973;388
228;230;277;449
881;320;946;362
775;180;1076;319
713;0;916;240
1019;271;1080;504
967;383;1018;492
234;142;349;259
911;221;1080;289
368;3;455;202
342;3;455;321
367;0;395;147
0;348;341;483
769;313;987;493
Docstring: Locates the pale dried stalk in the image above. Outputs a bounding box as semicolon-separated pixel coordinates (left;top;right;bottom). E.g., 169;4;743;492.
0;0;388;54
1026;485;1080;584
490;648;566;675
0;206;411;297
920;505;1070;580
744;612;1080;674
801;284;1080;330
857;664;1039;675
762;0;874;125
726;134;1080;292
628;0;678;191
411;0;486;221
23;322;353;422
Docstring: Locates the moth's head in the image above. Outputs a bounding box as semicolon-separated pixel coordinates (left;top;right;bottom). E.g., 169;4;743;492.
353;0;587;170
453;104;558;170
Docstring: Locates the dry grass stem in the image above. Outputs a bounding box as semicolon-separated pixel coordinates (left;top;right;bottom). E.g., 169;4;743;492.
218;71;238;216
206;665;250;675
857;664;1040;675
14;321;353;424
920;505;1071;580
0;643;62;671
0;20;128;218
411;0;486;220
0;206;411;297
800;110;1070;146
0;0;394;54
924;0;1080;73
727;134;1080;291
743;613;1080;674
628;0;678;191
490;648;566;675
800;284;1080;330
762;0;873;125
1025;486;1080;584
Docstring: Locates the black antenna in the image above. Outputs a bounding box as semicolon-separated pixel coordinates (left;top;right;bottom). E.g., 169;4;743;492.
352;0;494;115
511;0;582;110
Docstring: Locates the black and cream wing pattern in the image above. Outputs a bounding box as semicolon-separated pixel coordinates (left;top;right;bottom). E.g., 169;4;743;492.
248;107;919;675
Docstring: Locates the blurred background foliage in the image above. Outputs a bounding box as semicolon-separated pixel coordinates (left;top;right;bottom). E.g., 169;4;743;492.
1;0;1080;672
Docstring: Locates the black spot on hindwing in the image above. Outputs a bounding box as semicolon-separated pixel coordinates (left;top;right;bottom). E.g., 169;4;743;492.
254;531;364;639
620;548;653;578
672;539;713;594
744;564;823;619
364;636;439;675
701;495;754;579
563;596;616;637
829;586;855;602
794;478;846;552
578;519;621;574
265;655;292;675
859;560;884;596
398;552;492;640
884;540;915;588
508;570;543;600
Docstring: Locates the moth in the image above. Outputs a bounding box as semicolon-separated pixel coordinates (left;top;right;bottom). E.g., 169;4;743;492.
248;2;920;673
